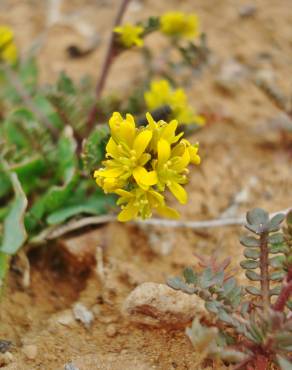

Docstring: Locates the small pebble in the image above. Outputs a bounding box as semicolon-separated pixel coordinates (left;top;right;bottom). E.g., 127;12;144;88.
106;324;117;337
22;344;38;360
73;303;94;328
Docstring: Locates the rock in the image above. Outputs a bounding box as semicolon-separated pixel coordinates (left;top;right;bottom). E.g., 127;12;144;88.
238;4;257;18
73;303;94;328
58;228;106;273
215;59;249;93
22;344;38;360
0;352;13;366
122;282;204;327
106;324;117;337
56;310;76;327
64;363;80;370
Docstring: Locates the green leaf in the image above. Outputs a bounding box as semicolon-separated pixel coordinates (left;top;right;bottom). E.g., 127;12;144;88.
240;260;259;269
269;271;286;281
269;286;281;296
218;309;234;325
33;95;63;130
0;252;10;282
46;194;116;225
245;286;261;296
269;256;285;268
183;267;198;285
57;72;76;94
19;57;38;93
269;233;284;244
269;243;288;254
268;213;286;231
82;126;109;171
200;267;214;289
205;300;220;314
0;172;28;254
246;208;269;226
167;277;184;290
277;356;292;370
239;235;260;248
245;270;261;281
244;248;260;260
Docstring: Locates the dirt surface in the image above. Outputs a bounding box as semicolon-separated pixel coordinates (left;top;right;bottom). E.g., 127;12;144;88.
0;0;292;369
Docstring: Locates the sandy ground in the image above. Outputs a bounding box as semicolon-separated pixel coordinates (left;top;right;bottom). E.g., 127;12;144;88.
0;0;292;369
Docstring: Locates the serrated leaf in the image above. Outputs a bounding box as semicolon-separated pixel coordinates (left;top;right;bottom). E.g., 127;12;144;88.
246;286;261;296
277;356;292;370
240;235;260;248
246;208;269;226
57;71;76;94
240;260;259;269
245;270;261;281
269;271;286;281
0;172;28;254
82;126;109;171
183;267;198;284
244;248;260;260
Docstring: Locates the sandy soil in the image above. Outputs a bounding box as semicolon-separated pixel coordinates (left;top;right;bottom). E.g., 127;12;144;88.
0;0;291;369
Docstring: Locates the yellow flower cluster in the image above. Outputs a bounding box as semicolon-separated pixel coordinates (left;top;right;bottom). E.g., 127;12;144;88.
114;24;144;48
160;11;199;40
0;26;17;64
145;80;205;126
94;112;200;222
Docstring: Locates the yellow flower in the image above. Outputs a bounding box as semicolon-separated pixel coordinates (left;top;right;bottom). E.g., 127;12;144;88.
94;112;201;222
114;24;144;48
94;112;157;191
116;187;179;221
145;80;205;126
160;11;199;40
0;26;17;64
152;138;200;204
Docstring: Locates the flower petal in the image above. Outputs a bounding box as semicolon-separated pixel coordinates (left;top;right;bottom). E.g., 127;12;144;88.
168;182;187;204
118;203;139;222
133;166;157;189
133;130;152;158
156;205;180;219
157;139;171;166
95;167;124;178
106;137;120;159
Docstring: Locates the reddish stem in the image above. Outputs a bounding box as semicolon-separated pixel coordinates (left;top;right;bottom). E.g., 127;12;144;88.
273;270;292;311
259;232;270;315
87;0;131;131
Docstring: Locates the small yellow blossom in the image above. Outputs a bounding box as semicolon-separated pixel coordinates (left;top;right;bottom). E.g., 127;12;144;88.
160;11;199;40
114;24;144;48
0;26;17;64
94;112;201;221
145;80;205;126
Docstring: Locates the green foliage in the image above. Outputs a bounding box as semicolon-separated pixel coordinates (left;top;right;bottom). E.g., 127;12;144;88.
0;59;117;283
168;208;292;369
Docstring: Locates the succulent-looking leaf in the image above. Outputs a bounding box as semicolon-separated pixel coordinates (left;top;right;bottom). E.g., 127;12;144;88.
277;356;292;370
218;309;234;325
269;286;281;296
269;233;285;244
240;260;259;269
246;286;261;296
0;172;28;254
244;248;260;260
269;244;288;254
183;267;198;285
268;213;286;230
205;300;220;314
269;256;285;268
269;271;286;281
246;208;269;226
240;235;260;248
245;270;261;281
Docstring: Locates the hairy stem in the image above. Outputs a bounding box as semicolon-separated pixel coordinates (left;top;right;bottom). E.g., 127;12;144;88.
87;0;131;131
259;232;270;314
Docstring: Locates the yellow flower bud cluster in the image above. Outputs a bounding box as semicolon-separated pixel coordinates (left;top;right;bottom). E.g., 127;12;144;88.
0;26;18;64
145;79;205;126
113;11;200;49
94;112;200;221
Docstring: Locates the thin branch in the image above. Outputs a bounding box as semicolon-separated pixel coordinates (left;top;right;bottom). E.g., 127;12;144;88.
259;232;270;314
30;208;291;243
273;274;292;312
87;0;131;130
1;64;59;140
